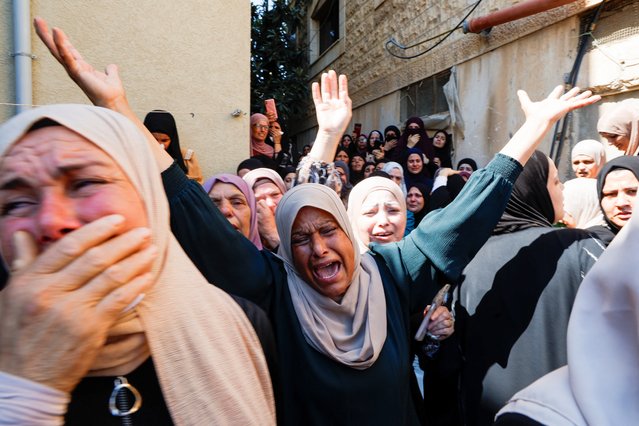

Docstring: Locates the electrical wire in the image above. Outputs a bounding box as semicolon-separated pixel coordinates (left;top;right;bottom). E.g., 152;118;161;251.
384;0;484;60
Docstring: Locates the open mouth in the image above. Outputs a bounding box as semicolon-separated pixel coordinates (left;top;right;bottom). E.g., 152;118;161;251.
371;231;394;242
313;261;341;281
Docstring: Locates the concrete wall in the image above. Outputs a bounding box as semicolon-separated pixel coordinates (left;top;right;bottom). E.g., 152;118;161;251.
1;1;251;177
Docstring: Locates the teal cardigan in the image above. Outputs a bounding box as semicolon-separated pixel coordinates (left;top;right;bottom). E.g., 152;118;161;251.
163;153;522;425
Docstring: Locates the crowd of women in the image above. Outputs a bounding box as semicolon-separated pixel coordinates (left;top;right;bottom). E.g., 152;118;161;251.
1;17;639;426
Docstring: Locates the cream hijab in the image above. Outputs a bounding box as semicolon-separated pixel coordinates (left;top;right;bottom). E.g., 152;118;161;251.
243;167;287;196
275;184;387;369
0;105;275;425
562;178;605;229
497;197;639;425
571;139;606;170
347;176;407;253
597;99;639;156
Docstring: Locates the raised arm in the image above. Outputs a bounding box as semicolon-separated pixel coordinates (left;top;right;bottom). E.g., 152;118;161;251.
499;86;600;165
33;18;173;171
376;85;600;296
308;71;352;162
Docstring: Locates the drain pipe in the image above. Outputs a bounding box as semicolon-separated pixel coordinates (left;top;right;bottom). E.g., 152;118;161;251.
11;0;33;114
463;0;578;34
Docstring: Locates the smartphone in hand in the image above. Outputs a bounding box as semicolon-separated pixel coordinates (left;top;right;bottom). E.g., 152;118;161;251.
265;99;278;121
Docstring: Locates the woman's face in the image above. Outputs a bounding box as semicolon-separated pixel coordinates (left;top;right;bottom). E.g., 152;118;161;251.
458;163;474;181
284;172;296;190
375;162;386;171
600;169;638;229
253;179;283;214
407;122;420;131
0;127;148;264
356;189;405;246
407;153;423;174
341;135;352;147
406;187;425;213
571;154;599;178
351;156;365;172
369;132;381;146
357;135;368;150
385;131;397;141
335;150;350;163
251;118;269;142
600;132;630;152
389;168;403;187
546;158;564;223
291;207;355;302
152;132;171;150
209;182;251;238
433;132;447;149
335;167;348;186
364;164;376;179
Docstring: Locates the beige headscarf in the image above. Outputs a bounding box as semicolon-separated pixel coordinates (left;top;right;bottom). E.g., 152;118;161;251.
597;99;639;155
0;105;275;425
275;184;387;369
571;139;606;168
347;177;407;253
243;167;287;195
562;178;605;229
497;196;639;425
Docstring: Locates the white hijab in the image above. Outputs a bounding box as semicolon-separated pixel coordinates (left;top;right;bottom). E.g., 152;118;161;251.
347;176;407;253
562;178;605;229
497;196;639;425
0;105;275;425
275;184;387;369
571;139;606;169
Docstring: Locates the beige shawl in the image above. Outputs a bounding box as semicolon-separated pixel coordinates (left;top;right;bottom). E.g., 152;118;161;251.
497;196;639;424
275;184;387;369
243;167;287;195
0;105;275;425
562;178;605;229
597;99;639;156
346;176;407;253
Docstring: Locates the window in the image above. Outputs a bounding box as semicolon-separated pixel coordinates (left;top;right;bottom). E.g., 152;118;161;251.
400;70;451;121
312;0;340;55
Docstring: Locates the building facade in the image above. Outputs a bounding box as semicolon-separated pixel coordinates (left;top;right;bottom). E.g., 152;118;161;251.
1;1;252;176
297;0;639;176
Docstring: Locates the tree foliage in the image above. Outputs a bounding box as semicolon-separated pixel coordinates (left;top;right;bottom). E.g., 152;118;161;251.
251;0;309;127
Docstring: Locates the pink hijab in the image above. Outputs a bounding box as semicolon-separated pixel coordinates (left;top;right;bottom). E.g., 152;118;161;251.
203;174;263;249
250;113;274;158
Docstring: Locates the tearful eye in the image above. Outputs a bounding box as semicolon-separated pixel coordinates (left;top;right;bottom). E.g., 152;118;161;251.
72;179;106;191
1;199;36;216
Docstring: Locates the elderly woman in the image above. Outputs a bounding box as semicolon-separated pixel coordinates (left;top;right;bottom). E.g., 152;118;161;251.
33;18;600;424
0;105;275;424
243;168;287;250
597;98;639;155
569;139;606;178
251;113;282;160
203;174;263;249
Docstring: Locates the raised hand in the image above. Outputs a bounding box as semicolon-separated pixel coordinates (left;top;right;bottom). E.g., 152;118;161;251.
517;85;600;125
0;216;156;393
34;17;127;109
500;85;601;166
312;70;352;138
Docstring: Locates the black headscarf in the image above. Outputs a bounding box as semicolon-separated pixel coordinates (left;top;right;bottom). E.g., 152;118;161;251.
395;117;434;162
457;158;478;171
236;158;264;174
493;151;555;235
144;110;187;173
432;130;453;168
407;182;430;226
596;156;639;233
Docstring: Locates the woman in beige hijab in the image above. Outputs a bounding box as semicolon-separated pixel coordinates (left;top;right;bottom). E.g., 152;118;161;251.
597;98;639;155
0;105;275;424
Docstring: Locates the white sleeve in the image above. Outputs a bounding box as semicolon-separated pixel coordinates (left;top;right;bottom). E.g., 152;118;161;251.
0;371;70;425
431;175;448;193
